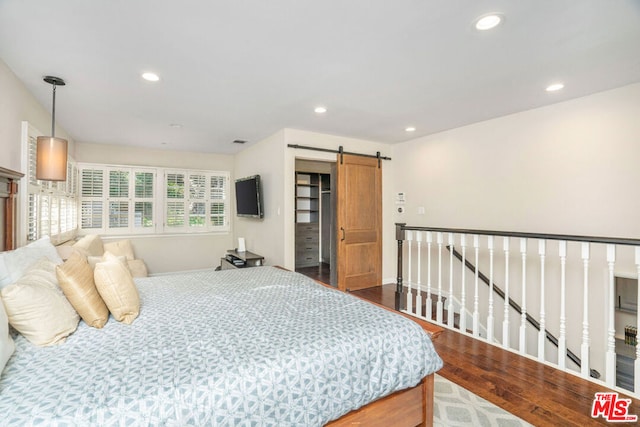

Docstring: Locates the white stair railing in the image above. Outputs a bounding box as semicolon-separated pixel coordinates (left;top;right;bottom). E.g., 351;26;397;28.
395;223;640;397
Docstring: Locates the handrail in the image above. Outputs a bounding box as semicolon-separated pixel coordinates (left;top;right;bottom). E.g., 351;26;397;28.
447;245;600;379
399;224;640;247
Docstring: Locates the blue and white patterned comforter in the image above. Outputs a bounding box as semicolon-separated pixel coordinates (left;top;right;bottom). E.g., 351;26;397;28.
0;267;442;426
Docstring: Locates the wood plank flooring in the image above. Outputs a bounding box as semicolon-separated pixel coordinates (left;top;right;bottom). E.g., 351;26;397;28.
351;284;640;426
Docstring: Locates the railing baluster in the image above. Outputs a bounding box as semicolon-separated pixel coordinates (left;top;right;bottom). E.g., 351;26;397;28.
406;230;413;314
426;232;433;321
519;238;527;354
605;244;616;387
395;224;640;395
581;242;590;379
448;233;455;328
487;236;495;342
460;234;467;334
415;231;423;318
538;240;546;362
473;235;480;337
436;232;444;324
503;237;510;349
558;240;567;370
635;247;640;393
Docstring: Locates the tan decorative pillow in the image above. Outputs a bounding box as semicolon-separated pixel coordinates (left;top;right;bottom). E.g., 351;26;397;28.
103;239;135;261
94;258;140;324
56;252;109;328
127;259;149;278
87;252;127;269
1;259;79;346
72;234;105;257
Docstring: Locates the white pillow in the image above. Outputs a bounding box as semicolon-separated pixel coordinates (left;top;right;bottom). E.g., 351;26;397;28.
0;254;10;288
0;294;15;375
1;237;63;287
1;258;79;346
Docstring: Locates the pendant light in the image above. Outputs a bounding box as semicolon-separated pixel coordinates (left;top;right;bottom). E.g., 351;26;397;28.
36;76;68;181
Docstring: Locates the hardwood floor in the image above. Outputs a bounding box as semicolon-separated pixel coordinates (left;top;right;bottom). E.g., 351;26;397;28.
296;263;332;286
351;284;640;426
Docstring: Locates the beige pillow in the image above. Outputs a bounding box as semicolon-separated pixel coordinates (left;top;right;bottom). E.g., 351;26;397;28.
94;258;140;324
1;259;79;346
127;259;149;278
87;252;127;269
56;252;109;328
72;234;105;257
55;244;76;261
103;239;135;261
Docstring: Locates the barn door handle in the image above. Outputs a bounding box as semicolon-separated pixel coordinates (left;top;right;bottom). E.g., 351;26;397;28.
340;227;345;241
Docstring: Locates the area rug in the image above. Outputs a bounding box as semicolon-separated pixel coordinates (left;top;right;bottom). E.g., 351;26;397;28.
434;374;533;427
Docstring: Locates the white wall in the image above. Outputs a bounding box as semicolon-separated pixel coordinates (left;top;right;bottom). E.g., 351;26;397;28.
75;142;236;273
233;130;287;267
0;59;75;173
394;83;640;239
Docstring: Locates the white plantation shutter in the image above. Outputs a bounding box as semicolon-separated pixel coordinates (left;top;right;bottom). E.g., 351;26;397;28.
189;174;206;227
79;166;156;234
108;170;130;229
80;168;105;231
166;172;185;229
77;163;228;235
210;175;226;226
134;171;154;228
164;170;229;232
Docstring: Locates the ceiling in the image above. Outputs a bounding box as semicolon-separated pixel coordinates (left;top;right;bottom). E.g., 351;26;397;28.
1;1;639;154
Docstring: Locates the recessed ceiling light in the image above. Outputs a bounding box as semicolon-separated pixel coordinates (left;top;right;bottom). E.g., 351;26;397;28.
169;123;183;129
314;106;327;114
405;126;416;132
142;72;160;82
546;83;565;92
475;14;503;31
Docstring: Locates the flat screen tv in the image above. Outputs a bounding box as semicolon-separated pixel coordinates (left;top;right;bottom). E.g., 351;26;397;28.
235;175;264;218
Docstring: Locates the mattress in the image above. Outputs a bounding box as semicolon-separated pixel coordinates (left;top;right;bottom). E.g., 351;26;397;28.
0;266;442;426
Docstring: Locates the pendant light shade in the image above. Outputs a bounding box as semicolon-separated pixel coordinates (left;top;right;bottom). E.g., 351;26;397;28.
36;136;68;181
36;76;68;181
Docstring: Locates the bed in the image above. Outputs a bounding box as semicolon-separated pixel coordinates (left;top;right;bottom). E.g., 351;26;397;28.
0;168;443;426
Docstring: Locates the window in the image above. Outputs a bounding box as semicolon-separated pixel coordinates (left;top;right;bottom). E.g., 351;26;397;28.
78;163;229;235
25;134;78;244
163;170;230;232
79;165;157;234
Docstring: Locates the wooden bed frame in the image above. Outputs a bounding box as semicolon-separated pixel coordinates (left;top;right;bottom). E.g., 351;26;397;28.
0;166;443;426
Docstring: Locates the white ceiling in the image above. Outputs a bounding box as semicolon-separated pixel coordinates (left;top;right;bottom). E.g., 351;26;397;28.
1;1;639;154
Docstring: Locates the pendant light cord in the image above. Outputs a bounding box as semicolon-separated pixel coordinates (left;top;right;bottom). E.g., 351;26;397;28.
51;82;56;137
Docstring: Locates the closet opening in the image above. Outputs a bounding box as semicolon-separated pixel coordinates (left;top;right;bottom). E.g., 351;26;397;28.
294;159;336;287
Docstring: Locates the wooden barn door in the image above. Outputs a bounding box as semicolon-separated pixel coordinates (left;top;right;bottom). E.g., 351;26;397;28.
336;154;382;291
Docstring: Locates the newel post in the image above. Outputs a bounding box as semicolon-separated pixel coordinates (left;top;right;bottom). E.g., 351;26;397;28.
396;223;406;311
